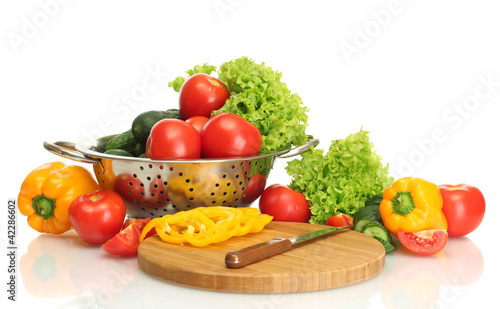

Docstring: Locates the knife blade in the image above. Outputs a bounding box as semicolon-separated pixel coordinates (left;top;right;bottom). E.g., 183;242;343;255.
225;225;353;268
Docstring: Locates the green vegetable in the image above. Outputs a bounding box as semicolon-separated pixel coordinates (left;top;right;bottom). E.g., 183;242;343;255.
131;109;182;146
105;130;138;154
355;204;382;220
353;194;396;253
354;205;383;232
168;64;217;92
374;236;396;253
286;129;394;225
104;149;134;157
134;143;145;157
362;222;391;243
354;195;383;231
95;135;114;153
354;218;374;233
364;194;383;207
169;57;310;153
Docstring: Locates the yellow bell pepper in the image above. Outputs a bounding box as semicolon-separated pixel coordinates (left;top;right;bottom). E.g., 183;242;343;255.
139;206;273;247
379;177;448;235
18;162;100;234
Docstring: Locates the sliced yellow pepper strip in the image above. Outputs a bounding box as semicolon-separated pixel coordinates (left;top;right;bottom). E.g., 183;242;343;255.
139;206;273;247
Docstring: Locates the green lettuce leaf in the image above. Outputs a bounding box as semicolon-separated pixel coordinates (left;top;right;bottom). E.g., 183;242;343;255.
168;63;217;92
215;57;309;153
286;129;394;225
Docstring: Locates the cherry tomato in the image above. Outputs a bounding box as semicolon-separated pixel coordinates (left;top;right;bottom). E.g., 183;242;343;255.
439;184;486;237
179;73;230;119
259;184;311;222
242;174;267;204
69;190;127;245
200;113;262;158
397;229;448;256
185;116;209;134
100;224;140;255
326;214;353;229
146;118;201;160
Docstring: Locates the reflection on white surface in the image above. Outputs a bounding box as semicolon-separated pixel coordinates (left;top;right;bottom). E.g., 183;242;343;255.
18;230;484;309
19;231;139;308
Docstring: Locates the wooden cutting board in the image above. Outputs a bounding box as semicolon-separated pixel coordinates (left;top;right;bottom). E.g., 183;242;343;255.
138;221;385;293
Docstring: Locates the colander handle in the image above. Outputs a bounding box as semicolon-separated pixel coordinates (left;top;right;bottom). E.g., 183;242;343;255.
277;138;319;159
43;140;100;164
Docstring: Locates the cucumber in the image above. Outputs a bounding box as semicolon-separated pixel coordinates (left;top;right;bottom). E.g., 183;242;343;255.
95;135;114;153
104;149;134;157
162;108;182;119
353;204;381;225
364;194;383;207
134;142;145;157
362;222;391;243
353;194;396;253
374;236;396;253
354;218;374;233
105;130;138;154
131;109;182;145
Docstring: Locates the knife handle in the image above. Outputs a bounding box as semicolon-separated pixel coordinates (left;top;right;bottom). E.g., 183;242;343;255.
225;238;292;269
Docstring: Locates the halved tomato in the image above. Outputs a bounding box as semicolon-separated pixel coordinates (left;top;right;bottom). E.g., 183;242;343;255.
326;214;354;229
100;224;140;256
123;218;157;239
397;229;448;256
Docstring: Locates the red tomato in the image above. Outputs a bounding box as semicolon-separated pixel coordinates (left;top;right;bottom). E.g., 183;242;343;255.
259;184;311;222
114;173;145;203
146;177;168;207
146;118;201;160
326;214;354;229
242;174;267;204
397;229;448;256
100;224;140;255
123;218;157;239
179;73;230;119
200;113;262;158
69;190;127;245
185;116;209;134
439;184;486;237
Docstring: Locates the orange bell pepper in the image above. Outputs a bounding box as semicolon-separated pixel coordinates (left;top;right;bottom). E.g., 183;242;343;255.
18;162;100;234
380;177;448;235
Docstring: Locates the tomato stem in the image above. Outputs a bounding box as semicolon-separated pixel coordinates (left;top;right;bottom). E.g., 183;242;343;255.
32;195;56;220
209;78;221;87
391;192;415;216
89;195;102;202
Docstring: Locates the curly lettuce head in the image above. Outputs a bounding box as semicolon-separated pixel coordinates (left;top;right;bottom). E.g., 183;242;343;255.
215;57;309;153
286;129;394;225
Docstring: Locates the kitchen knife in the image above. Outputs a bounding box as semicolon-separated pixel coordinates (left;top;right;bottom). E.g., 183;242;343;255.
225;225;353;268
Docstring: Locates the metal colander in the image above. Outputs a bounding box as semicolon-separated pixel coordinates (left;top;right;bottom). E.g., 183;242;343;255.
43;137;318;218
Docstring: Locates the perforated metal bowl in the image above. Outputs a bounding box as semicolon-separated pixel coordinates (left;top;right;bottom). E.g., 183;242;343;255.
43;137;318;218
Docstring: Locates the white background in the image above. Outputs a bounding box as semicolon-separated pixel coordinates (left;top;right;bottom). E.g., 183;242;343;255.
1;1;499;308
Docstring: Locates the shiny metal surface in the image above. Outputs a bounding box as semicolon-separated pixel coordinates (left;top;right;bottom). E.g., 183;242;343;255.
44;137;319;218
